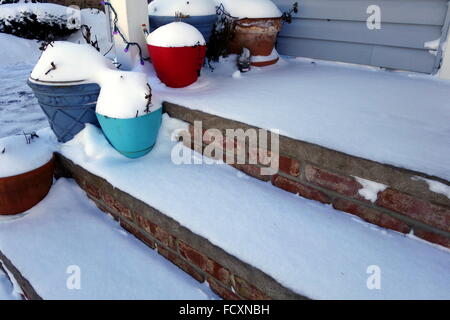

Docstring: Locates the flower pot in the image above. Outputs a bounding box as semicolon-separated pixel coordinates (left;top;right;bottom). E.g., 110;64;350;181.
148;45;206;88
27;79;101;143
228;17;282;66
0;157;54;215
149;14;218;43
96;107;163;159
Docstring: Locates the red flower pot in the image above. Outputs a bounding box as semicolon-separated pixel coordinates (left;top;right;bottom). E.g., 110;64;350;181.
0;157;54;215
148;44;206;88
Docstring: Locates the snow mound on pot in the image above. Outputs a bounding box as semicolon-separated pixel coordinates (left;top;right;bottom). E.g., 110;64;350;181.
30;41;114;82
0;131;55;178
148;0;216;17
217;0;282;19
147;22;206;47
96;70;162;119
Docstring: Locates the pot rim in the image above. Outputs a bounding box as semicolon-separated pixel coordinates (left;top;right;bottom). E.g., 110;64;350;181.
237;16;283;22
147;43;207;49
28;77;92;86
149;13;218;18
0;155;54;181
96;105;163;121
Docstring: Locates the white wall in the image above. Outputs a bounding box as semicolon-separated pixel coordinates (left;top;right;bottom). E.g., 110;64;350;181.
110;0;149;70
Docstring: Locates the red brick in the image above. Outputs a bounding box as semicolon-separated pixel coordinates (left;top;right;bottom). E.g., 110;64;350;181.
158;247;205;283
178;241;208;270
85;182;101;199
206;259;231;287
74;177;86;188
278;156;300;177
135;214;157;235
203;128;223;145
233;276;271;300
208;278;240;300
154;226;177;251
119;221;156;249
113;200;133;220
102;193;116;210
120;220;136;234
271;175;331;204
305;165;363;199
248;146;275;166
95;202;109;213
376;189;450;232
231;163;271;181
413;228;450;249
333;198;410;233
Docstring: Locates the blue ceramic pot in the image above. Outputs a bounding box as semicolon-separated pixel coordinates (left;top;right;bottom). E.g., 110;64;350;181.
149;14;217;43
27;79;100;143
96;107;163;159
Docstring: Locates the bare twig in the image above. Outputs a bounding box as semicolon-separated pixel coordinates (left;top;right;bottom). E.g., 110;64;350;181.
44;62;56;75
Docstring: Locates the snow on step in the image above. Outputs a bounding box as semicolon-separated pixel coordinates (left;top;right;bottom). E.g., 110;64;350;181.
149;56;450;181
0;179;217;300
0;266;20;300
0;64;47;139
60;115;450;300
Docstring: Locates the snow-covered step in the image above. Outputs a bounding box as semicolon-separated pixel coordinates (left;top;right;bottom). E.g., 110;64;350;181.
151;56;450;182
163;102;450;249
0;179;218;300
155;56;450;249
55;117;450;300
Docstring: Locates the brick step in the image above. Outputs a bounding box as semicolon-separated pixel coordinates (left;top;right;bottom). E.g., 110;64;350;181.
55;116;450;299
164;102;450;249
56;155;304;300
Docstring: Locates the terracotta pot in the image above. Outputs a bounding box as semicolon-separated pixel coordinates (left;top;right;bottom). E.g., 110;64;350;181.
0;157;54;215
228;17;282;66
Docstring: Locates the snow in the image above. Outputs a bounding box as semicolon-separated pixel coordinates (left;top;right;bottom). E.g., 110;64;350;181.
0;33;41;66
59;115;450;299
424;38;440;50
0;265;20;300
0;64;48;139
67;9;113;55
0;3;80;29
424;38;441;56
0;8;112;138
30;41;114;83
217;0;282;19
252;48;279;63
413;176;450;199
96;70;161;119
30;39;158;119
0;130;56;178
354;176;387;203
0;178;218;300
232;70;241;78
148;0;216;17
149;56;450;181
147;22;206;47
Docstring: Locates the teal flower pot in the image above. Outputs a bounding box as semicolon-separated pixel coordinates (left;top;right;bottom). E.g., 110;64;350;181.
96;108;163;159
